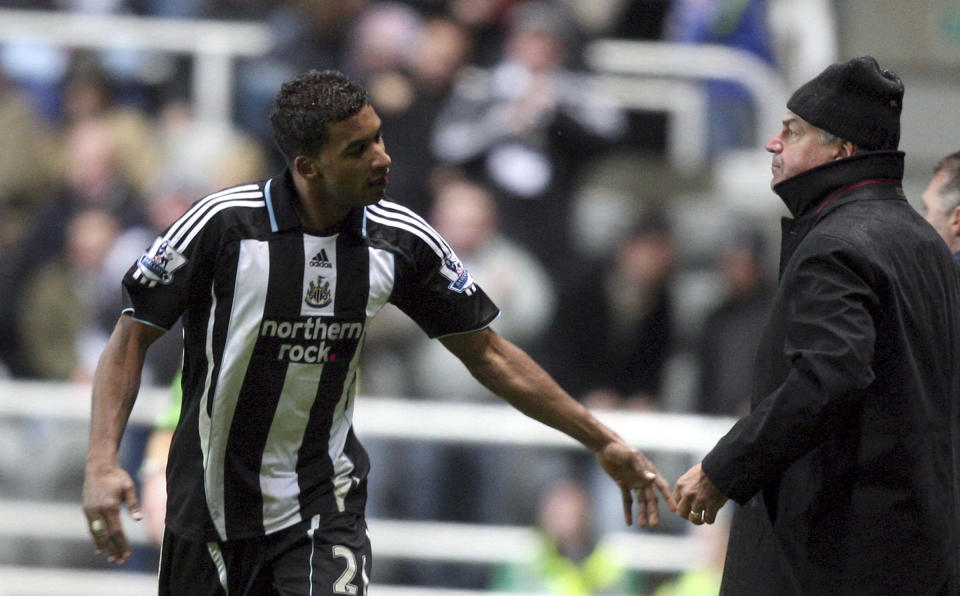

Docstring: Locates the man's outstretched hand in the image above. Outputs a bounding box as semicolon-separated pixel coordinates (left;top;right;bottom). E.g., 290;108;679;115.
595;441;676;526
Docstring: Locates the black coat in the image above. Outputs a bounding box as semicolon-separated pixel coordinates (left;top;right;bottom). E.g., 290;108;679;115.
702;152;960;595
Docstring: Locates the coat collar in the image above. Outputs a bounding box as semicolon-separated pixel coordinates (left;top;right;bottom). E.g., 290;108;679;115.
773;151;905;220
263;168;368;239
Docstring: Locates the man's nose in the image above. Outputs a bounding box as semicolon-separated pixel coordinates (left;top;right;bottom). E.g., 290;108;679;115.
373;144;392;169
765;136;782;154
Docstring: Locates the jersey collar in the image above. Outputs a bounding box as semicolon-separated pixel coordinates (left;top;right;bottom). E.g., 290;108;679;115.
264;168;302;233
264;168;368;240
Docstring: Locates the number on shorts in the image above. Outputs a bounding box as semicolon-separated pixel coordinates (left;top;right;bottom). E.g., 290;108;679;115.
332;545;358;595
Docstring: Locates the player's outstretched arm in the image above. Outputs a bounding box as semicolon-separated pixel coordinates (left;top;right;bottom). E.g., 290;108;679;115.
440;327;676;526
83;314;163;563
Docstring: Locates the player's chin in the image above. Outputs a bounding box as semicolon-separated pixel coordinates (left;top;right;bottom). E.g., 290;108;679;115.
364;183;387;203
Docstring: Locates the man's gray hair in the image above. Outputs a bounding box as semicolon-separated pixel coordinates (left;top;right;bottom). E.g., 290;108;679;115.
933;151;960;213
819;130;839;145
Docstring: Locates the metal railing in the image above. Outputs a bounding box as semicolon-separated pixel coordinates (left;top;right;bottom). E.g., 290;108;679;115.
0;379;736;593
584;38;789;151
0;8;273;124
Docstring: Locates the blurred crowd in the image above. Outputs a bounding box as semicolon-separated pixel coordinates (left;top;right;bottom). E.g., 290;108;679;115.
0;0;836;590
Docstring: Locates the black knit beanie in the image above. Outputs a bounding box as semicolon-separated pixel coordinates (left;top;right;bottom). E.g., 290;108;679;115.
786;56;903;151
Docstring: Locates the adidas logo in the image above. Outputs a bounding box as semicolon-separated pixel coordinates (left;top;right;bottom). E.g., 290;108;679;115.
309;249;333;269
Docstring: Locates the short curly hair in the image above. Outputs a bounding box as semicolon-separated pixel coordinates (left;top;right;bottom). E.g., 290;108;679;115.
269;69;369;164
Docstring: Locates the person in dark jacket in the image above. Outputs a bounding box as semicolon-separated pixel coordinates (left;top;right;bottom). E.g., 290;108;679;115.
672;56;960;595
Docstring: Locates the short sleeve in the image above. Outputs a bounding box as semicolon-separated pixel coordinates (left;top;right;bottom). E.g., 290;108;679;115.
386;237;499;340
121;203;221;330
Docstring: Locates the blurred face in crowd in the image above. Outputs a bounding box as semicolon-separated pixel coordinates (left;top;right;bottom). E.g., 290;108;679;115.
921;168;960;249
765;112;851;188
507;28;566;72
411;18;472;89
64;118;120;200
66;209;118;272
617;229;675;286
721;246;764;295
537;480;592;555
431;179;497;255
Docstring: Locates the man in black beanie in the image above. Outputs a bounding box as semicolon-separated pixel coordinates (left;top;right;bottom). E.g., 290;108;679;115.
672;56;960;594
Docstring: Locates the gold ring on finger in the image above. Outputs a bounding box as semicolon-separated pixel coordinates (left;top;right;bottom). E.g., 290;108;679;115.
90;519;106;534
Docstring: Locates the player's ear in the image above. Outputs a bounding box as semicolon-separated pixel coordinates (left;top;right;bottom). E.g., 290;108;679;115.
294;155;322;180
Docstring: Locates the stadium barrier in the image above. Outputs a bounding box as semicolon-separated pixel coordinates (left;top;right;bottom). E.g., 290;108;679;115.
0;379;736;594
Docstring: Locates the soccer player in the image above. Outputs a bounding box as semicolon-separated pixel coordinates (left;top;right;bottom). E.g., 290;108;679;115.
82;69;673;595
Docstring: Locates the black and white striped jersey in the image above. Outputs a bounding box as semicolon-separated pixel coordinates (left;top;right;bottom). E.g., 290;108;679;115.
122;170;499;542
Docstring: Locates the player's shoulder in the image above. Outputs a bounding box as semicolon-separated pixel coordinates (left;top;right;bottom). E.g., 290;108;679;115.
186;182;268;223
170;182;268;241
364;200;449;256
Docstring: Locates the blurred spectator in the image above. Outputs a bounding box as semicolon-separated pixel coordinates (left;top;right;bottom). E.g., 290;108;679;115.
38;115;149;257
410;173;555;400
59;53;162;196
0;68;59;258
363;174;559;528
694;222;773;417
0;66;58;375
612;0;671;39
3;116;149;377
431;0;627;274
489;478;638;594
370;16;474;213
155;96;270;192
652;509;729;596
445;0;524;66
921;150;960;262
16;208;120;381
664;0;775;155
99;92;271;387
342;1;423;80
561;0;669;40
341;2;427;210
410;16;475;92
232;0;369;153
542;210;676;411
101;177;198;388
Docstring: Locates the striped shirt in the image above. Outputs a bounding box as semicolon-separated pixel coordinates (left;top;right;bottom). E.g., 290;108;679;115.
123;170;499;541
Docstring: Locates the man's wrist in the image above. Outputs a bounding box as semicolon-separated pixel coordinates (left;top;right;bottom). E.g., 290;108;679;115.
85;451;120;471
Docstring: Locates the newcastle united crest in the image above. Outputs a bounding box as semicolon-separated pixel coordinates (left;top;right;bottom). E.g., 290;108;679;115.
305;275;332;308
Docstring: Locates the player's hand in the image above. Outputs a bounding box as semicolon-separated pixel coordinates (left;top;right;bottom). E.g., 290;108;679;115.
672;462;728;525
82;461;142;564
595;440;676;527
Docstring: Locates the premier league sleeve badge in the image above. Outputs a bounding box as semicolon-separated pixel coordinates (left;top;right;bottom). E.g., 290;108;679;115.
137;236;188;285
